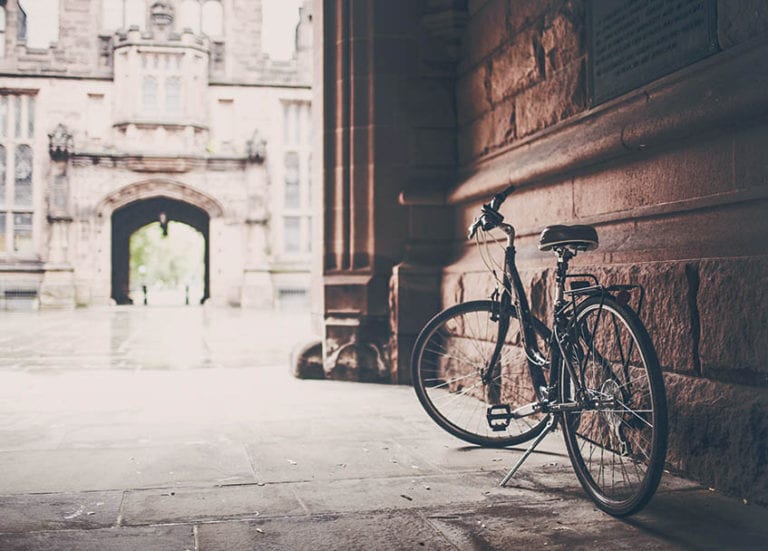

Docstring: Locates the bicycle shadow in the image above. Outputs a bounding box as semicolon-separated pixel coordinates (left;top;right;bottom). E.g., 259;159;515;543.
453;445;569;459
624;487;768;550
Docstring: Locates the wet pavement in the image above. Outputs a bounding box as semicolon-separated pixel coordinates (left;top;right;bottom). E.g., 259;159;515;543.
0;306;766;550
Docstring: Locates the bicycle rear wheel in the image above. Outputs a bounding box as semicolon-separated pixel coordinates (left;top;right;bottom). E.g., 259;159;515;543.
411;300;550;447
560;295;667;516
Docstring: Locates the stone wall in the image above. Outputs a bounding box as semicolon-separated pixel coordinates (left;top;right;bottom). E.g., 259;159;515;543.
436;0;768;505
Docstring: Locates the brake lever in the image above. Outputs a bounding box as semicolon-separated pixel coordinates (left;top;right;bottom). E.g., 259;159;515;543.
468;218;482;239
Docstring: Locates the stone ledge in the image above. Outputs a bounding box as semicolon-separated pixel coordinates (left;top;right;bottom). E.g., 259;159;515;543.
442;37;768;206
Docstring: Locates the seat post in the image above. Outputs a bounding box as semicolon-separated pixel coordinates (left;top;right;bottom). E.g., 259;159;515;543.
553;247;574;311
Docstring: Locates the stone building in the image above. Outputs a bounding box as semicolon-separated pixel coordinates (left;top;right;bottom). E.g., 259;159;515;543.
314;1;768;504
0;0;313;309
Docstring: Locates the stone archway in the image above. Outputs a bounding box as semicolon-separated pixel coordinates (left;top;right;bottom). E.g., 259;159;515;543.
98;181;224;305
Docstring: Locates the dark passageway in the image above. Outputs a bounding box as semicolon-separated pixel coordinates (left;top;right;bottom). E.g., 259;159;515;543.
111;197;210;305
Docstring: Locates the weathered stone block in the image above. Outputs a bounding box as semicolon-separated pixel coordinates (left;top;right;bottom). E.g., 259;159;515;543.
487;102;516;152
541;1;585;75
579;262;696;374
717;0;768;49
507;0;555;34
697;256;768;382
457;112;493;163
405;78;456;127
573;135;734;220
515;59;586;138
501;181;573;235
456;64;491;125
373;36;417;75
489;28;540;104
409;127;456;167
665;371;768;506
461;0;508;68
734;122;768;190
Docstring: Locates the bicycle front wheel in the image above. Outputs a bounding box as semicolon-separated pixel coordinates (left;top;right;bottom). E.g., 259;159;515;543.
560;295;668;516
411;300;550;447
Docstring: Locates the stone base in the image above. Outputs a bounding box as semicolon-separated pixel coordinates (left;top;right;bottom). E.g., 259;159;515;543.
388;263;444;384
39;267;76;309
323;314;389;383
665;371;768;506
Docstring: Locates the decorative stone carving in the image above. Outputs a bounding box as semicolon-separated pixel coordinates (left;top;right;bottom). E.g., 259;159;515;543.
150;1;174;28
48;124;74;161
246;129;267;163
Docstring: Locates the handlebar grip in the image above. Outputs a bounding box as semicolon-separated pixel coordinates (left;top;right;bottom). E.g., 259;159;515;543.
489;185;515;210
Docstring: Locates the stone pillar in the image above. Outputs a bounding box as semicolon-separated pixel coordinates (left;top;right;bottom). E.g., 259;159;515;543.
319;0;405;381
318;0;464;382
40;124;76;308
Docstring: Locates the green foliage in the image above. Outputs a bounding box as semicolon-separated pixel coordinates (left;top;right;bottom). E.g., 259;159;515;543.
129;222;204;291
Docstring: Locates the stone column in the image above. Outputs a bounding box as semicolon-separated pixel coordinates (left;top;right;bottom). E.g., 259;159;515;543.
317;0;463;382
39;124;76;308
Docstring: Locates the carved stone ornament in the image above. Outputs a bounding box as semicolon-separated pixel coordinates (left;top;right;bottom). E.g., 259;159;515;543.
48;124;75;161
150;1;174;28
246;129;267;163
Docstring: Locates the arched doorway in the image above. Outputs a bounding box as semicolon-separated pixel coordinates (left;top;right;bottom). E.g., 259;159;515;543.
111;197;210;305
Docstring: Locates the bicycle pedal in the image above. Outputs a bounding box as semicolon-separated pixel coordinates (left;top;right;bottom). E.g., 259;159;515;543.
486;404;512;431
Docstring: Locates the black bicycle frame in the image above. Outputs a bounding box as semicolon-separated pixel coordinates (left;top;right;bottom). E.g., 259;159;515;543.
484;243;550;396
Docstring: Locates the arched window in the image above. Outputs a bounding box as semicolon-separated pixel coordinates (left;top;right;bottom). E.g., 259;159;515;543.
101;0;124;30
13;144;33;207
125;0;145;29
201;0;223;37
0;7;7;57
0;145;6;204
18;0;59;49
284;152;300;209
1;95;36;256
142;76;158;113
165;77;182;115
179;0;200;34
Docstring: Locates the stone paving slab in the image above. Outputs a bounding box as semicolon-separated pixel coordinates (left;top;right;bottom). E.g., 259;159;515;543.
0;443;255;494
0;525;196;551
121;483;305;525
0;491;123;533
244;437;442;483
196;512;457;551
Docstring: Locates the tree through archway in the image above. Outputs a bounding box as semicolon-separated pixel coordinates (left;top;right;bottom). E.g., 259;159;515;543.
130;221;205;305
111;197;210;305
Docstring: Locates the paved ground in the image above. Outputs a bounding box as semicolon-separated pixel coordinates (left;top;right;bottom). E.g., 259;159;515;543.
0;306;766;550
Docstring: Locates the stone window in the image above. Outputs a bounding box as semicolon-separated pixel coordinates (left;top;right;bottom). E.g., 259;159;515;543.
140;52;184;118
283;101;311;147
280;100;312;256
142;76;158;113
201;0;223;37
101;0;147;31
0;6;6;58
0;93;36;255
165;77;182;114
17;0;59;49
284;152;300;209
283;216;300;254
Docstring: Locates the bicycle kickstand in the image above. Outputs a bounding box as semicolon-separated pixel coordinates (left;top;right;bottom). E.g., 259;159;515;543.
499;415;557;487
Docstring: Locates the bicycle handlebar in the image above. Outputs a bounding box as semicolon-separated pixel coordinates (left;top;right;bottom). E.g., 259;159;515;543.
467;185;516;239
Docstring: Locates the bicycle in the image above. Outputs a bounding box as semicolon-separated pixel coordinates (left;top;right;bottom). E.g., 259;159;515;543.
410;186;668;516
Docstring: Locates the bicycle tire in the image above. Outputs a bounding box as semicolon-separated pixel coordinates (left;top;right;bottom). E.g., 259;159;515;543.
560;295;668;516
411;300;550;447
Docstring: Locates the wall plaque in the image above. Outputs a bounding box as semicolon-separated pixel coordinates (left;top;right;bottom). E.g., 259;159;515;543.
588;0;718;105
